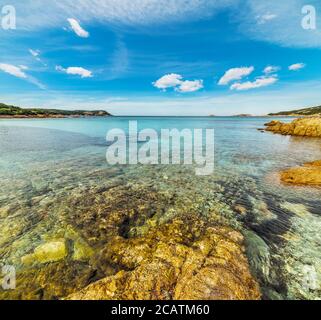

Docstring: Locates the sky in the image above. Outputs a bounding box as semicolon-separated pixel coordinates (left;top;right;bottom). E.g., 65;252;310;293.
1;0;321;116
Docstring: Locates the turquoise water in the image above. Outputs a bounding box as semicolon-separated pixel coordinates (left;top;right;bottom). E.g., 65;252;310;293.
1;117;321;300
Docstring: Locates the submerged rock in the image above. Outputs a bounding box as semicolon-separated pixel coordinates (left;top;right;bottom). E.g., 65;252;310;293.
72;239;94;262
234;205;247;216
281;202;310;217
22;240;67;265
1;261;96;300
280;160;321;186
244;231;271;284
67;217;261;300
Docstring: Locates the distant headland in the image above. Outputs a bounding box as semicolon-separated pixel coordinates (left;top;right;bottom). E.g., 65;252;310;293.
0;102;111;118
268;105;321;117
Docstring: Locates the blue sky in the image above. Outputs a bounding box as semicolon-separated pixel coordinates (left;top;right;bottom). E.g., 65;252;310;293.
1;0;321;115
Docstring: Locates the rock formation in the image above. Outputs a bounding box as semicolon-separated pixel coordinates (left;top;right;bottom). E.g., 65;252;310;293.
264;117;321;186
264;116;321;137
280;160;321;186
67;216;261;300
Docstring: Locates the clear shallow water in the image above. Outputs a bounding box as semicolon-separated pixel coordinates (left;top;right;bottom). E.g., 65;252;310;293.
0;117;321;300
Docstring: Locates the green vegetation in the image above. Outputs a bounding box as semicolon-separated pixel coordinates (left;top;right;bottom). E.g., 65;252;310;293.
0;102;111;117
269;106;321;116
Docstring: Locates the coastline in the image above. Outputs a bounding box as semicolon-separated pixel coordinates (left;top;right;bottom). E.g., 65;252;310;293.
0;114;111;119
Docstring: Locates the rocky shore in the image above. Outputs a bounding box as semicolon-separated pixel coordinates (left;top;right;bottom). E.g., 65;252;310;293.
265;116;321;186
265;116;321;137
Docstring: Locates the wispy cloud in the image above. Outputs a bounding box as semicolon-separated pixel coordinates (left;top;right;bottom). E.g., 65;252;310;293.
29;48;47;66
67;18;89;38
107;38;129;80
29;49;40;57
264;65;280;74
289;63;306;71
218;67;254;85
256;13;277;25
56;65;93;78
0;63;27;78
10;0;237;30
6;1;321;49
0;63;46;89
236;1;321;48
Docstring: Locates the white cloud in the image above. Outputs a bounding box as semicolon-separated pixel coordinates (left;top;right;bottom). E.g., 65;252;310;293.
153;73;183;90
0;63;27;78
218;66;254;85
56;65;93;78
153;74;203;93
264;65;280;74
230;76;278;91
67;18;89;38
288;63;306;71
176;80;203;92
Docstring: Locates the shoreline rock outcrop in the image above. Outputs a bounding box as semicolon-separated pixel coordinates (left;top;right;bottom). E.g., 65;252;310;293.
264;116;321;186
67;217;261;300
280;160;321;186
264;116;321;137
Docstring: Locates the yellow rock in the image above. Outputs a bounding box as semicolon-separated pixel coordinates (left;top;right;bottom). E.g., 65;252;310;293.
67;217;261;300
265;116;321;137
21;253;36;265
280;163;321;186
